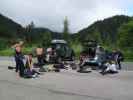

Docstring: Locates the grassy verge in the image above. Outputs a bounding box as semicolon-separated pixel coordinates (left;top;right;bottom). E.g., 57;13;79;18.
0;49;14;56
0;47;36;56
0;44;133;62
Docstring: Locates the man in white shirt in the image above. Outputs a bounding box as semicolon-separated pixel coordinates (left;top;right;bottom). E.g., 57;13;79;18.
100;60;118;75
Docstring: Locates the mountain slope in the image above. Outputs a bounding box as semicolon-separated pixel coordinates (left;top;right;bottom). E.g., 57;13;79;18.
75;15;132;43
0;13;22;38
0;13;62;41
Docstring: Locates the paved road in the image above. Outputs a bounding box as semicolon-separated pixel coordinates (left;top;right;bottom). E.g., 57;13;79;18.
0;57;133;100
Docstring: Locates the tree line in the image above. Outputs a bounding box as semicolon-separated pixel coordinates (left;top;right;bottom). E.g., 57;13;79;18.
0;13;133;51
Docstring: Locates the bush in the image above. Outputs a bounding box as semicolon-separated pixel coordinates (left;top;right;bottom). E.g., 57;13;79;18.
70;43;83;59
0;48;14;56
0;38;8;50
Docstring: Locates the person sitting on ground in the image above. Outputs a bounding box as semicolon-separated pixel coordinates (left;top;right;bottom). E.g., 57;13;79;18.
100;60;118;75
78;52;92;73
46;47;57;63
24;53;40;78
46;47;52;62
12;41;25;77
79;51;87;66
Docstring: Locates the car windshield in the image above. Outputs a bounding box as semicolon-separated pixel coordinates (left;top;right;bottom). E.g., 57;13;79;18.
56;44;61;49
52;43;65;50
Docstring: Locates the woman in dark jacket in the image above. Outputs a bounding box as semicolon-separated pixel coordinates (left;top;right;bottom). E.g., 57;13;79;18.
15;50;25;77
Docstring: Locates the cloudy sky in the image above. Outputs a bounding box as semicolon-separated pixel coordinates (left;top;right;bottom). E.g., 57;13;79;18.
0;0;133;33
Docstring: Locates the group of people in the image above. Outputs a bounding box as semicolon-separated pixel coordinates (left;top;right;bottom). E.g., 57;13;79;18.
12;42;46;78
11;41;124;78
11;41;68;78
79;46;124;75
100;49;124;75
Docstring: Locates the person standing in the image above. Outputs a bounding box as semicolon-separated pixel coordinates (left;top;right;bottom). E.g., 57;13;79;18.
115;50;124;70
12;41;25;77
36;46;45;66
112;49;124;70
35;46;47;72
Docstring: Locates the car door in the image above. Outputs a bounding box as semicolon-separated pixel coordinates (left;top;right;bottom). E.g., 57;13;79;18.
64;45;72;58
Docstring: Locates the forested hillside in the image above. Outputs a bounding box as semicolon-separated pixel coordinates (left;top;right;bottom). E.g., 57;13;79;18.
73;15;132;46
0;13;133;54
0;14;22;38
0;13;62;48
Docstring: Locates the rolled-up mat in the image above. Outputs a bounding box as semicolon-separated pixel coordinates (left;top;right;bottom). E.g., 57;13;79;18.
8;66;15;70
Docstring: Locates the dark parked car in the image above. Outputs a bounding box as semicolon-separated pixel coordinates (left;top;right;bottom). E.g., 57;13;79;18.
79;40;106;70
46;40;75;63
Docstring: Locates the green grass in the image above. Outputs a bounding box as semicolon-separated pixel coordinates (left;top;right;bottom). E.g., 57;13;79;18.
0;44;133;61
0;46;36;56
0;48;14;56
22;47;36;55
123;50;133;61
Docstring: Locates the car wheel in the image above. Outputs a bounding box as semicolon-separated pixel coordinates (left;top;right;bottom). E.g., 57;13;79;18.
71;55;75;61
57;57;62;63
